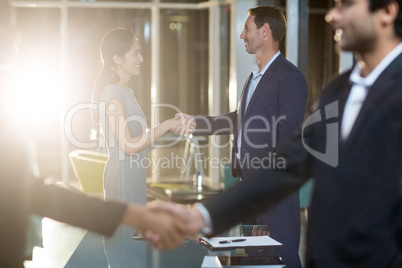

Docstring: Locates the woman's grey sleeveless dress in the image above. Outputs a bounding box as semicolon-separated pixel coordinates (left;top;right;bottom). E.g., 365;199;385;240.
100;84;149;268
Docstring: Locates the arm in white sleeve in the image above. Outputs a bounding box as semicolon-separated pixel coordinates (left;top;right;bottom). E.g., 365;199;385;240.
193;202;213;236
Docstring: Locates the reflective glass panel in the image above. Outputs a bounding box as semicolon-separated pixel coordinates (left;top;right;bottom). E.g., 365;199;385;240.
159;8;208;120
156;9;209;178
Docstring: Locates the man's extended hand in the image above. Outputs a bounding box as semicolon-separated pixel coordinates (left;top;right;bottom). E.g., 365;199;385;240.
122;203;188;250
170;113;196;135
145;201;208;249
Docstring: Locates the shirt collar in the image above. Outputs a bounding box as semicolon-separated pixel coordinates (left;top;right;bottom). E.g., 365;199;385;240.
251;51;281;78
349;42;402;87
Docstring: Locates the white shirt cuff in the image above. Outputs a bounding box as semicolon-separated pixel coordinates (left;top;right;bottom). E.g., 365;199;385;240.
194;203;213;235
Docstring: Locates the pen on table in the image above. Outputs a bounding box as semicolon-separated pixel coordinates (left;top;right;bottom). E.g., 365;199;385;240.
218;238;247;244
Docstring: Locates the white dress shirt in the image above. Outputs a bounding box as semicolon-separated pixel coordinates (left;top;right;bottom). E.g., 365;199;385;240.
341;43;402;139
236;51;281;159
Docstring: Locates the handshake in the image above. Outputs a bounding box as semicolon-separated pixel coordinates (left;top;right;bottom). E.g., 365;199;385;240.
167;113;196;136
122;201;206;250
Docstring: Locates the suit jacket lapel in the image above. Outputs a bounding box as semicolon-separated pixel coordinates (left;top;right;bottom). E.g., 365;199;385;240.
344;54;402;148
239;73;253;118
234;72;253;148
337;76;353;139
243;54;284;118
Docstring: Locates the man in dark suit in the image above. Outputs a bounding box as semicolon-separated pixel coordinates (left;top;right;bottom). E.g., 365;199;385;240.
171;0;402;267
0;1;186;266
177;6;307;267
0;119;187;267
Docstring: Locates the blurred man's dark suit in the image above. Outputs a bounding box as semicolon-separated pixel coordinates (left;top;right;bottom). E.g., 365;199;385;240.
202;53;402;267
0;114;126;267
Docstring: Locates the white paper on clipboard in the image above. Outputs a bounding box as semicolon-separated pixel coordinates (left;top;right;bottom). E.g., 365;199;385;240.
199;236;282;250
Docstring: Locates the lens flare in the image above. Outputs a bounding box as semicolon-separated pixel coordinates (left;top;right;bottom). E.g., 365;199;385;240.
7;63;60;129
334;29;343;42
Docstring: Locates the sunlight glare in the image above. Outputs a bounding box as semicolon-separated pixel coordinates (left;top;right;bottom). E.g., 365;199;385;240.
7;63;60;129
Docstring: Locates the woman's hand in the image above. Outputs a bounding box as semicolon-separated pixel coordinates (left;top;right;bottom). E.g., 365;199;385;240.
166;117;184;130
123;203;188;250
164;115;195;135
168;113;196;135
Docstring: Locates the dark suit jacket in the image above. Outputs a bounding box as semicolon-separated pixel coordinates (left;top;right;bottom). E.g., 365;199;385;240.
194;53;308;177
0;116;126;267
194;53;307;267
202;53;402;267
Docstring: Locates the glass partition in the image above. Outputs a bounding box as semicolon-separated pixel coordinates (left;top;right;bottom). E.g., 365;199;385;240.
159;8;208;120
154;8;209;178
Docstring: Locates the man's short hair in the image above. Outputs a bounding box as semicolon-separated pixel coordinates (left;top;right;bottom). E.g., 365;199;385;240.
248;6;287;43
369;0;402;37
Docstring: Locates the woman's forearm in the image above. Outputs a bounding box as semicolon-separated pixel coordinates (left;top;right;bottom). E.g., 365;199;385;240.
120;120;171;154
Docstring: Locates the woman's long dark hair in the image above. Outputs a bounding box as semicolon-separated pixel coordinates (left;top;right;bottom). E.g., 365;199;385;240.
91;28;137;123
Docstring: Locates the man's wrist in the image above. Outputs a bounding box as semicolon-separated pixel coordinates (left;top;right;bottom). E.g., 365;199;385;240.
193;203;212;236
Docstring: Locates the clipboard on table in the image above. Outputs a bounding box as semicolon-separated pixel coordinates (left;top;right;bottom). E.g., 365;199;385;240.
198;236;282;250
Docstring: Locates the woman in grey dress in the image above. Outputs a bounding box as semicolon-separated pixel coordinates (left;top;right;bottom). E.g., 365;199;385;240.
92;28;186;268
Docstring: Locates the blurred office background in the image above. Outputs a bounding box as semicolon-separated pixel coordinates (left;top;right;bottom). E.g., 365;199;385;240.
7;0;353;266
8;0;349;189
